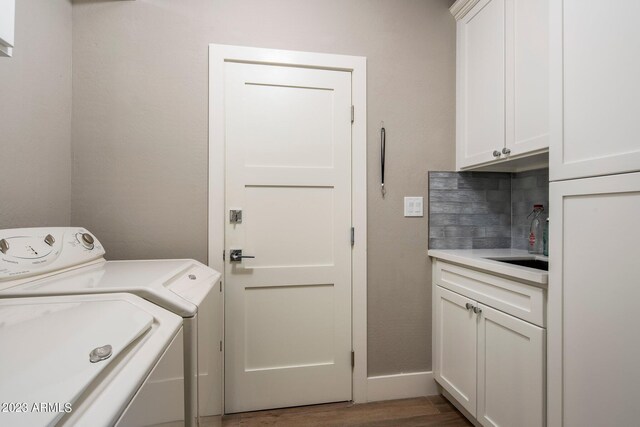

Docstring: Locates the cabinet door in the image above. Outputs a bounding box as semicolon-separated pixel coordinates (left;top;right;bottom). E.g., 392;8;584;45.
477;303;545;427
456;0;506;169
550;0;640;181
506;0;549;157
548;173;640;427
434;286;477;415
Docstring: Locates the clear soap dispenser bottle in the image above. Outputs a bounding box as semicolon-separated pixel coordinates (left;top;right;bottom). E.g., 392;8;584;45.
528;204;545;254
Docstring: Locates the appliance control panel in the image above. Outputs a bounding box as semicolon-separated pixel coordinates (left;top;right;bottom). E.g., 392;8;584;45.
0;227;105;282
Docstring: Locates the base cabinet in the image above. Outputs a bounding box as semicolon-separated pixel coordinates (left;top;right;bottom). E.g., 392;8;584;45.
477;304;545;427
433;265;546;427
434;286;478;415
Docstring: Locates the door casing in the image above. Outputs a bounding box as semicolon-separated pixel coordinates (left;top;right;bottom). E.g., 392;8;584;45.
208;44;368;410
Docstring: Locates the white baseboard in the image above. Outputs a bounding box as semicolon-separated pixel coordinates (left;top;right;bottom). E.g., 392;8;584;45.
366;371;439;402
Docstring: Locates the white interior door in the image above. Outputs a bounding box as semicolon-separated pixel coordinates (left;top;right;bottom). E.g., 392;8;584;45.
223;61;352;413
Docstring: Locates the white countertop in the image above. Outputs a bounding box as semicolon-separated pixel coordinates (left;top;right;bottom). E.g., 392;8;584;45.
428;248;548;285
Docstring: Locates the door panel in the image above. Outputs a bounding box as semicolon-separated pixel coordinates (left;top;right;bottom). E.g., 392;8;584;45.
244;284;335;370
224;61;352;413
477;304;544;427
244;186;334;267
434;286;477;415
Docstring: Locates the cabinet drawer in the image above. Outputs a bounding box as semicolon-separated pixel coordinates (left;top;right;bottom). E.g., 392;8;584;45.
434;261;545;327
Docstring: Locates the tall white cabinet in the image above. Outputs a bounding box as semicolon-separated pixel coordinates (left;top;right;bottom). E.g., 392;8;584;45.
549;0;640;181
453;0;549;171
548;1;640;426
549;173;640;427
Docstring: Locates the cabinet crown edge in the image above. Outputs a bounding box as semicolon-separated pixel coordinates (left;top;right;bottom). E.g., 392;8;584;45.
450;0;481;20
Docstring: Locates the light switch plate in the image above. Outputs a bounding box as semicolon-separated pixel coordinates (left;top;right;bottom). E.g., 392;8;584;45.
404;197;424;217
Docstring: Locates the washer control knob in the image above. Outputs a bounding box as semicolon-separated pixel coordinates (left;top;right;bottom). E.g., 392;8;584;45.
44;234;55;246
0;239;8;254
81;233;95;250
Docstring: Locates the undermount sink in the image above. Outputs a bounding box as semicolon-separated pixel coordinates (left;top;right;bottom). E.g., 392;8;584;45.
489;258;548;271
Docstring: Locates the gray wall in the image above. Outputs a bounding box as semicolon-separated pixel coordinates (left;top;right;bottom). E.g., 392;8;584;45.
0;0;72;228
71;0;456;376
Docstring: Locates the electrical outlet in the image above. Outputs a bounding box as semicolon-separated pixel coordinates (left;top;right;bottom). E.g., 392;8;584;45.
404;197;423;217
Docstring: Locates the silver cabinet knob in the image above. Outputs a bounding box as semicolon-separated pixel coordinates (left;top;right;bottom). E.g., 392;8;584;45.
81;233;95;250
465;303;474;311
493;150;501;158
502;147;511;155
0;239;8;254
44;234;55;246
473;306;482;314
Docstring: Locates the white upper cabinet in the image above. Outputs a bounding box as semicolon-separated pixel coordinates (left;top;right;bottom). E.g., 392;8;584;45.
452;0;549;171
0;0;15;57
507;0;549;157
455;0;506;169
550;0;640;181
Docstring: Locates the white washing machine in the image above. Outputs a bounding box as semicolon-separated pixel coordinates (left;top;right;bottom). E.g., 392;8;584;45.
0;292;185;427
0;227;223;426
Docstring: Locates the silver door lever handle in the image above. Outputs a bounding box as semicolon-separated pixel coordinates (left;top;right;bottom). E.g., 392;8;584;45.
230;249;255;262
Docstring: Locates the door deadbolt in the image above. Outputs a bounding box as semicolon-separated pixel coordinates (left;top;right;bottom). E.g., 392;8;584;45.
230;210;242;224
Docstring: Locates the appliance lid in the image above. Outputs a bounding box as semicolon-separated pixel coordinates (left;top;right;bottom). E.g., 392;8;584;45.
0;259;218;317
0;297;153;427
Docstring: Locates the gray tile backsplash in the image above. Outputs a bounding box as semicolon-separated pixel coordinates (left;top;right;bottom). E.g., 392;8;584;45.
428;172;512;250
428;169;549;250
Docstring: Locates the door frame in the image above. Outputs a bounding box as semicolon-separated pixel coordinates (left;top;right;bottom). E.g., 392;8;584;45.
207;44;368;405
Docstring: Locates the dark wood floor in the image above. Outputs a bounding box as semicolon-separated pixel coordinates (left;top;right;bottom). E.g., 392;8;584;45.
220;396;472;426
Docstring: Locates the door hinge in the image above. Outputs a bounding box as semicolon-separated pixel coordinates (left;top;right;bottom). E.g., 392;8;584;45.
351;105;354;123
223;250;225;261
350;227;355;246
351;351;355;368
219;280;222;292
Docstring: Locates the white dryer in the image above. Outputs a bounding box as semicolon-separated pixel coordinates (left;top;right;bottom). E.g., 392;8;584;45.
0;292;184;427
0;227;223;426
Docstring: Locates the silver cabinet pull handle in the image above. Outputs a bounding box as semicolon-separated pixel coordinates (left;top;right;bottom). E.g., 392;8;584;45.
493;150;501;158
473;306;482;314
